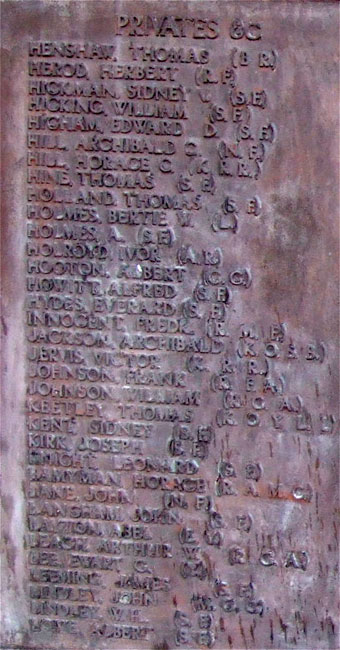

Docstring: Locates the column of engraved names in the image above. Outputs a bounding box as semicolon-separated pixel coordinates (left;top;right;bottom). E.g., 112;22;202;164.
24;27;272;645
25;36;202;643
24;16;335;649
26;41;150;641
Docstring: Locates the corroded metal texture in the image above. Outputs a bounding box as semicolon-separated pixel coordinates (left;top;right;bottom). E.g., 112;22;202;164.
1;1;339;649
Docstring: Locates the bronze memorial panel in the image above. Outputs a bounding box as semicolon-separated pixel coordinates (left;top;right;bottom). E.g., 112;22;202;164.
1;1;339;649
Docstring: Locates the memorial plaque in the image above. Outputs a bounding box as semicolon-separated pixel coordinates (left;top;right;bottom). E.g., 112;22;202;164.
1;1;339;648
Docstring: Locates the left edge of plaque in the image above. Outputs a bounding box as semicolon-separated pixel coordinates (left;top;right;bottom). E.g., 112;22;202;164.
2;2;29;647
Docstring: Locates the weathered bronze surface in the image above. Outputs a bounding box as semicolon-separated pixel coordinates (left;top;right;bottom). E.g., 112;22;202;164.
1;1;339;649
